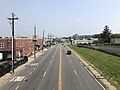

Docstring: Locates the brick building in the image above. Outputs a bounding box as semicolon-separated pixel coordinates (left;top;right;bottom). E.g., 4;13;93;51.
0;37;12;61
0;37;43;61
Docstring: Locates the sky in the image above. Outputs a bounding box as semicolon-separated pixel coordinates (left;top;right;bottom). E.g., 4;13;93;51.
0;0;120;38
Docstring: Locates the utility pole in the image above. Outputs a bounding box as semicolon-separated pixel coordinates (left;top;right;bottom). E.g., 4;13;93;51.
48;33;50;46
50;34;51;46
48;33;49;41
34;26;37;58
8;12;18;74
42;30;44;52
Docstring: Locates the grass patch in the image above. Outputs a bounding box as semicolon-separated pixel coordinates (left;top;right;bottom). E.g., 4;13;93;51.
69;45;120;90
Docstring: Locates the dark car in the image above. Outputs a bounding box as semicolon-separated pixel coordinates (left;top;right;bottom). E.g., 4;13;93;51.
0;61;12;77
66;50;71;55
24;56;28;62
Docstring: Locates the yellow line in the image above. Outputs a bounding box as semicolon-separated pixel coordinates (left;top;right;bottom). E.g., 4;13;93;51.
58;46;62;90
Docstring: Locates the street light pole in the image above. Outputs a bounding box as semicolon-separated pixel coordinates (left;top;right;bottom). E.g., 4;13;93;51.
8;13;18;74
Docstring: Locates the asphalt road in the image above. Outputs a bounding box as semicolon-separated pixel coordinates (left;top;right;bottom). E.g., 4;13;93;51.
0;45;105;90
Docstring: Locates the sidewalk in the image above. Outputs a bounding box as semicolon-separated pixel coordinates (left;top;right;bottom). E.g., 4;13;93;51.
0;48;48;87
68;46;117;90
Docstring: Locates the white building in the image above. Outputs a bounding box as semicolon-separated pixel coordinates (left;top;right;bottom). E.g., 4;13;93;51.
111;38;120;44
73;38;98;45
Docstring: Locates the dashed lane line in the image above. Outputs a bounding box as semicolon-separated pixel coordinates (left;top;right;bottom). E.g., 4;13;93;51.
74;70;77;76
43;71;46;77
16;86;19;90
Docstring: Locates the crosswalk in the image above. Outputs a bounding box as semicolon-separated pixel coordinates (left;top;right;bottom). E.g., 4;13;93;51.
9;76;25;82
30;63;38;66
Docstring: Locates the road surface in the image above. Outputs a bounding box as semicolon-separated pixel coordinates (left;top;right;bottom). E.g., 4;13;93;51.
0;45;104;90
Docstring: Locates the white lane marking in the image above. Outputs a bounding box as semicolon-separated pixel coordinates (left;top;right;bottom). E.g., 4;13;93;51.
14;76;25;82
74;70;77;76
43;71;46;77
16;86;19;90
36;63;38;65
9;76;25;82
50;61;51;64
24;78;28;81
69;60;71;63
9;76;16;82
30;72;33;74
30;63;38;66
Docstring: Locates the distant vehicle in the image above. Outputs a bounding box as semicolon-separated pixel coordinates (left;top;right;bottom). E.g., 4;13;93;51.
66;50;71;55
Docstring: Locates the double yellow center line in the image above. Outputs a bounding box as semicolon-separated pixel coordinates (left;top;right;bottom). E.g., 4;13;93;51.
58;46;62;90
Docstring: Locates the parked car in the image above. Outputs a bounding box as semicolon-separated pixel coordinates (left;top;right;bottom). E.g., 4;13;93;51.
0;61;11;77
0;64;6;77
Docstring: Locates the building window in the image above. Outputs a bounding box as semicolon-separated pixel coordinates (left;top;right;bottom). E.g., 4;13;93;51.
0;43;4;48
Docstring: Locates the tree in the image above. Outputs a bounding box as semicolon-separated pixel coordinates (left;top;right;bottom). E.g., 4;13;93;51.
92;34;101;38
100;25;112;43
68;37;73;45
112;34;120;38
72;34;79;40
